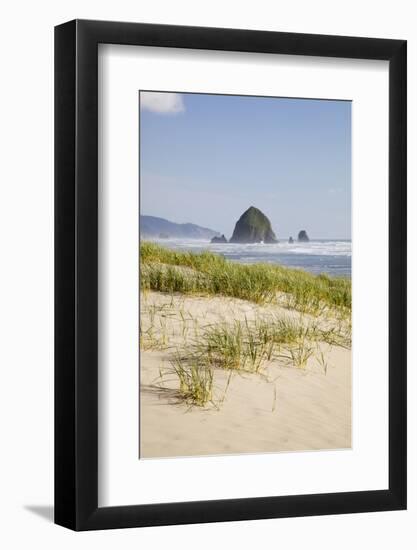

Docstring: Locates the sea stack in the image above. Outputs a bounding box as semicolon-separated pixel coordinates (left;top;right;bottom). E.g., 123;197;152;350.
229;206;278;244
288;236;294;244
297;230;310;242
211;234;228;244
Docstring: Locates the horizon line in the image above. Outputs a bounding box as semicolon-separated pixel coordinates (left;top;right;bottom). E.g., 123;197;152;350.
140;213;351;241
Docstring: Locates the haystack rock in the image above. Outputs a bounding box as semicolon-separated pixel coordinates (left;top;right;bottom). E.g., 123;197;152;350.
297;230;310;242
229;206;278;244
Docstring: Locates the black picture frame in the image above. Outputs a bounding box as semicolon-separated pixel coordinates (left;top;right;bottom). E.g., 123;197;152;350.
55;19;407;531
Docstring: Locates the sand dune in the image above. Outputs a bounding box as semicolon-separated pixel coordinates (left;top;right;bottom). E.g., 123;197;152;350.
140;291;351;458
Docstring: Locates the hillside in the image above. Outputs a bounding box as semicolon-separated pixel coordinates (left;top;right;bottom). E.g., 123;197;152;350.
141;215;220;240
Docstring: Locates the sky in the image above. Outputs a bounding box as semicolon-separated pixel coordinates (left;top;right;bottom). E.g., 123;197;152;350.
140;91;351;240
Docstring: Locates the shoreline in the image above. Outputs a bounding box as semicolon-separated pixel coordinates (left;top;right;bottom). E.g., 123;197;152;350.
140;237;352;278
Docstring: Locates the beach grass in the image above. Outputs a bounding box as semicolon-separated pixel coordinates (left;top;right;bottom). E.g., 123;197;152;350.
152;314;348;408
140;242;351;408
170;354;214;407
140;293;351;406
140;241;351;315
189;315;349;375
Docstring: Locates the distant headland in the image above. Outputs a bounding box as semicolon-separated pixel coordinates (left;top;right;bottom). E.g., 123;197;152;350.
141;215;219;240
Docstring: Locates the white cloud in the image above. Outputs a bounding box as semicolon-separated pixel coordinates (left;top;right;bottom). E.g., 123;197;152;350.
140;92;185;114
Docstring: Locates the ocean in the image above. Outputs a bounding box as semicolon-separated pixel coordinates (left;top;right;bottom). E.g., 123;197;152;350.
146;238;352;278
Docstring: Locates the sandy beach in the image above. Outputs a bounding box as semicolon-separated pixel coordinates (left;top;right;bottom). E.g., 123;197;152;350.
140;290;351;459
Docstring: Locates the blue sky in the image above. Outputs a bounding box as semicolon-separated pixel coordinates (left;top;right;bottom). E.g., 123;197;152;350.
140;91;351;239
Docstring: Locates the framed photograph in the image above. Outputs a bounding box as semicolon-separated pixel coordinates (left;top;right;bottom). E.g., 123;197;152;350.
55;19;406;530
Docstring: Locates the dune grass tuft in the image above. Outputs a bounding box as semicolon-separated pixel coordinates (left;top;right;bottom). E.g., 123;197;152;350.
170;354;214;407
